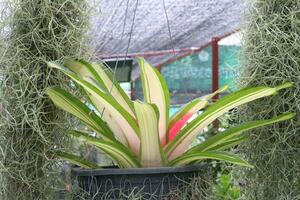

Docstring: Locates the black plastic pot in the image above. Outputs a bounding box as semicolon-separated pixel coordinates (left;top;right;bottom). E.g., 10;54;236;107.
71;164;209;199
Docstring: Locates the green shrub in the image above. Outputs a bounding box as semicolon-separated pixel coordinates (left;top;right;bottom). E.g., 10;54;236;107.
213;174;240;200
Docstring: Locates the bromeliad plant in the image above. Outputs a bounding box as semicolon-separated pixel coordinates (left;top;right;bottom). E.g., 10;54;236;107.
46;58;294;169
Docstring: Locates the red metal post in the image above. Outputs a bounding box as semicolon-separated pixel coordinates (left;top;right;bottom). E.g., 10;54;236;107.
212;37;220;97
211;37;220;129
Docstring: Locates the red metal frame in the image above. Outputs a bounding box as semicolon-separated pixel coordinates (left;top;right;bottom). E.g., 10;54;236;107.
99;47;200;60
99;30;239;68
211;37;220;98
155;30;238;71
156;43;211;72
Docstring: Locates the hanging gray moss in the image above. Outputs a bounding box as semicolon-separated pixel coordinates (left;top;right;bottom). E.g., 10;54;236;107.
0;0;89;199
237;0;300;199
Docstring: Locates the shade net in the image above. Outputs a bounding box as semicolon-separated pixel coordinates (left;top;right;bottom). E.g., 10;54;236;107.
90;0;245;79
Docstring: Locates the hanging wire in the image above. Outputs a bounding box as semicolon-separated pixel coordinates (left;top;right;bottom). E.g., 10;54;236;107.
101;0;139;117
109;0;131;87
123;0;139;60
109;0;139;92
162;0;175;55
162;0;191;102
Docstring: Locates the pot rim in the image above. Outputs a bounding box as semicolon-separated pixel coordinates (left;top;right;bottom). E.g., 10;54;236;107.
71;163;207;176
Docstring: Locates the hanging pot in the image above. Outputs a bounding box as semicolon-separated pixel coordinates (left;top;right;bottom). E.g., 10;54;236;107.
71;163;209;199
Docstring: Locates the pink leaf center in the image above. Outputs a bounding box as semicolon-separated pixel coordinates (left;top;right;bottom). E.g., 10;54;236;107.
168;113;193;142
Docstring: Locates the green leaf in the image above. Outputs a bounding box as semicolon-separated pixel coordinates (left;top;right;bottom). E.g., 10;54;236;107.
69;130;141;168
55;151;100;169
47;62;140;154
186;113;295;154
46;87;114;141
169;151;253;168
165;84;293;159
64;60;135;117
134;101;166;167
138;58;170;145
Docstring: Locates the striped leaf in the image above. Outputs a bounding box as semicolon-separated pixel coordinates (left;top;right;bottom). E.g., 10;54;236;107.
209;135;249;151
55;151;100;169
134;101;166;167
69;130;141;168
80;76;129;146
187;135;250;166
46;87;114;141
169;151;253;168
169;85;228;128
168;86;228;141
169;100;207;130
64;60;135;117
138;58;170;146
186;113;295;154
165;83;293;159
47;62;140;154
